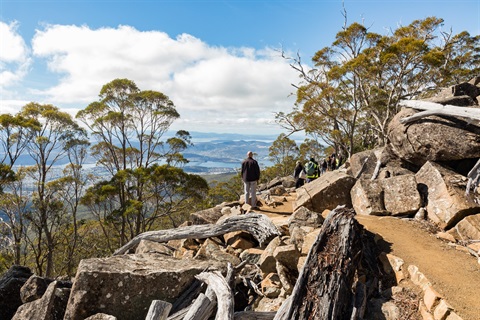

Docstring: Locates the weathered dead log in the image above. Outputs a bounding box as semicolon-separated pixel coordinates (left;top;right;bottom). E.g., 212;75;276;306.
274;206;367;320
169;279;205;315
166;309;188;320
170;287;217;320
234;311;276;319
145;300;172;320
114;213;280;255
182;293;214;320
398;100;480;124
195;270;234;320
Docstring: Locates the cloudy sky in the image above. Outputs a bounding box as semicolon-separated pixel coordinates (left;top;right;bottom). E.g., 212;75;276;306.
1;0;479;136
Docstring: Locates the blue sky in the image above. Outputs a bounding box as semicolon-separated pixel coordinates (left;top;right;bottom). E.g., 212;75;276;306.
1;0;479;136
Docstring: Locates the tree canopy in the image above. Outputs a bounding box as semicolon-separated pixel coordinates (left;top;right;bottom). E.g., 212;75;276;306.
277;17;480;158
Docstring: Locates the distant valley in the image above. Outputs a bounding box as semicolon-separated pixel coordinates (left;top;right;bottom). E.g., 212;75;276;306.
10;132;280;179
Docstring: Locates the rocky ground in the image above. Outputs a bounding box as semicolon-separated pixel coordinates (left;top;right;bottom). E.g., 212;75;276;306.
254;193;480;320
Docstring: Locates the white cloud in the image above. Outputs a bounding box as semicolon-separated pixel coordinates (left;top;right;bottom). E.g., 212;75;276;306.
3;23;299;134
0;21;31;88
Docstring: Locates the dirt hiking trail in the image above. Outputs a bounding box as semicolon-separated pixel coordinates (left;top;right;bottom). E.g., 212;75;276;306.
255;193;480;320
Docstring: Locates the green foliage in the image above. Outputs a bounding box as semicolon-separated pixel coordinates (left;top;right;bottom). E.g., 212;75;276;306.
77;78;198;244
207;174;243;205
298;138;326;162
268;134;299;177
278;16;480;157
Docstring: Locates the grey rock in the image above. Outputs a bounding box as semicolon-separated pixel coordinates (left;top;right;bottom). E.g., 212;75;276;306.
416;161;480;229
0;265;33;320
351;179;388;216
383;174;422;216
20;275;53;303
388;107;480;167
64;253;225;320
294;171;356;212
13;281;70;320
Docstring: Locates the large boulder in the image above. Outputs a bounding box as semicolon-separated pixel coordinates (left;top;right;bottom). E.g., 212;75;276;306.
387;107;480;167
415;161;480;229
382;174;422;216
0;265;33;320
12;281;70;320
351;174;422;216
294;171;357;212
351;179;388;216
347;148;383;179
287;206;324;233
64;254;225;320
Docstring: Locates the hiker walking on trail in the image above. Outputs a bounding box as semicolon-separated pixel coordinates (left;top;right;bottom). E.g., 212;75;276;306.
241;151;261;208
293;161;306;188
305;158;319;183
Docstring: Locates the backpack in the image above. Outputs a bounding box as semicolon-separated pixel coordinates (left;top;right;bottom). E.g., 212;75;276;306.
305;161;317;176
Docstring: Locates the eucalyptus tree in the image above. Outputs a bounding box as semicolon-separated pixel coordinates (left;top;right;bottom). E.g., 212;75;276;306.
47;137;90;276
18;102;86;277
0;113;36;192
0;168;30;269
77;78;205;245
278;17;480;156
0;113;36;269
268;133;299;177
298;138;326;162
279;22;371;158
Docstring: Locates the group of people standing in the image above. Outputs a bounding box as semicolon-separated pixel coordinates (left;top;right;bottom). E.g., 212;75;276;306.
240;151;343;208
293;154;341;188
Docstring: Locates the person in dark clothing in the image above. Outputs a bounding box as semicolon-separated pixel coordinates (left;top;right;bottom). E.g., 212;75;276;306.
321;158;328;175
329;154;337;170
293;161;306;188
241;151;261;208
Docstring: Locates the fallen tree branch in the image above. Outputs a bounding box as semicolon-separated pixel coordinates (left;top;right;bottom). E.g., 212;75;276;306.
114;213;280;255
145;300;172;320
398;100;480;124
182;293;215;320
195;270;234;320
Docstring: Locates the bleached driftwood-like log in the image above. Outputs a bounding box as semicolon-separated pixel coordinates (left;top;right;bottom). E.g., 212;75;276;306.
182;293;214;320
145;300;172;320
114;213;280;255
168;287;216;320
398;100;480;124
274;206;365;320
195;270;234;320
